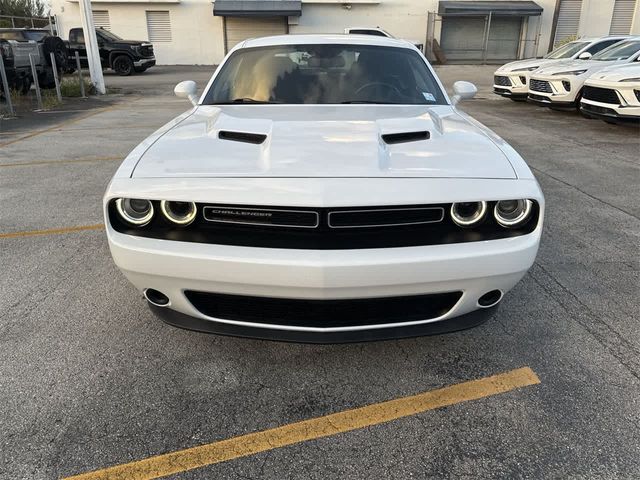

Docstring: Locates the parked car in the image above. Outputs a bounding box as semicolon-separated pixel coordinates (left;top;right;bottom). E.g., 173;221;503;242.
104;34;544;342
580;63;640;123
0;28;67;94
493;36;630;101
66;27;155;76
345;26;424;52
528;38;640;109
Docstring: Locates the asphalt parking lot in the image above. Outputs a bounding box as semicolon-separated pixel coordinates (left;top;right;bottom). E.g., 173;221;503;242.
1;65;639;479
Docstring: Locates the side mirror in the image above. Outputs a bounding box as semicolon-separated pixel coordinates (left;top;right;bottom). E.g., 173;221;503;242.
451;81;477;105
578;52;592;60
174;80;198;106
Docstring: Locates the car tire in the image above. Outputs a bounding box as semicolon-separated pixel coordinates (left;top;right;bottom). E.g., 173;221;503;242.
17;76;32;95
113;55;134;76
43;36;68;70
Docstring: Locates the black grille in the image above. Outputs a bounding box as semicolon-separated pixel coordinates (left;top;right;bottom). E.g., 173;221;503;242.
581;103;618;117
140;45;154;57
109;201;540;249
583;86;620;105
184;291;462;328
529;79;552;93
494;75;511;87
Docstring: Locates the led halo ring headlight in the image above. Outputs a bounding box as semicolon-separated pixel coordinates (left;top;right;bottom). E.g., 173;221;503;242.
160;200;197;226
115;198;154;226
450;201;487;227
494;199;533;227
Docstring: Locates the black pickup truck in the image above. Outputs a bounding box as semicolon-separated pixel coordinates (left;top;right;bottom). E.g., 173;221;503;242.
66;27;155;76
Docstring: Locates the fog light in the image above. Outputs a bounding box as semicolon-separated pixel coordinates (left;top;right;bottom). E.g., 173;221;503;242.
161;200;197;225
494;199;532;227
450;201;487;227
562;81;571;92
519;76;526;85
116;198;154;226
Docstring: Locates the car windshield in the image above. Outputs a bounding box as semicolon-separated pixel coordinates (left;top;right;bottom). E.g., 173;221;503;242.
97;29;123;42
544;41;589;59
23;31;49;41
204;44;446;105
592;40;640;61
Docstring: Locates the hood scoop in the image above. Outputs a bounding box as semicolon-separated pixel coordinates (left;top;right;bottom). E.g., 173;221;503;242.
382;131;430;145
219;130;267;145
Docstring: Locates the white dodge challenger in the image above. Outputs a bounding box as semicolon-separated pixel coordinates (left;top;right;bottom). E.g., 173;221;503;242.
105;35;544;342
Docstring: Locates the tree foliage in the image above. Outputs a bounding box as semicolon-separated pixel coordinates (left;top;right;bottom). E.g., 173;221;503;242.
0;0;48;19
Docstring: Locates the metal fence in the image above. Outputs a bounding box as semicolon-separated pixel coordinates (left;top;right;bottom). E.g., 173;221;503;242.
0;14;58;34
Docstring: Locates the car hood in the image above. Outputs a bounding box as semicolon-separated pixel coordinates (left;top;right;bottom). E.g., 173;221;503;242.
131;105;517;179
114;40;148;46
590;63;640;81
534;59;621;75
495;57;560;73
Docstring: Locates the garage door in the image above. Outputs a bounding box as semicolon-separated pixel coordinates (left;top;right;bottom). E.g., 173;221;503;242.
440;16;486;62
440;15;521;62
553;0;583;46
609;0;637;34
225;17;287;53
486;16;522;61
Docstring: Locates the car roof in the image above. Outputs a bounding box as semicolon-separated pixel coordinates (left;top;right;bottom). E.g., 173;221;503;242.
239;34;414;50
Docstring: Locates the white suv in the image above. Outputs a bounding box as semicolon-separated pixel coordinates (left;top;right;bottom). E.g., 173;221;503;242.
493;36;629;101
581;63;640;122
528;38;640;109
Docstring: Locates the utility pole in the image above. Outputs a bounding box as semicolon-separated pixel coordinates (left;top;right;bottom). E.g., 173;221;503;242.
77;0;106;94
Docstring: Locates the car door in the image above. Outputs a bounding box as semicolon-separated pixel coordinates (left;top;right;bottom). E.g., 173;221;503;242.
69;29;88;67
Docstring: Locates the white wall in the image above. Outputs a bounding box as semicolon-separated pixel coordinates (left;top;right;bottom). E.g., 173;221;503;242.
51;0;640;65
52;0;225;64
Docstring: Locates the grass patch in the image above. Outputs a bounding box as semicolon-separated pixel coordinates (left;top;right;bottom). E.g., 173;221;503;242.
60;76;95;97
41;90;62;110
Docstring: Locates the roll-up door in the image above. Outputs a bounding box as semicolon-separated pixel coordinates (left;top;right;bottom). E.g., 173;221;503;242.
146;11;172;43
92;11;111;31
225;17;287;52
486;16;522;61
440;16;486;62
553;0;583;46
609;0;637;34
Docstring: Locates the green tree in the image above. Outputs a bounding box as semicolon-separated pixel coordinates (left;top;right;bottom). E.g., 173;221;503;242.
0;0;49;27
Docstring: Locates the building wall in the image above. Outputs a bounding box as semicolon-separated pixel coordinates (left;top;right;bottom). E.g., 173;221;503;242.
52;0;224;64
50;0;640;65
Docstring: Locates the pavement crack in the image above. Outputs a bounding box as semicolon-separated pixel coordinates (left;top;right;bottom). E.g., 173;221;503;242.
531;166;639;220
530;263;640;380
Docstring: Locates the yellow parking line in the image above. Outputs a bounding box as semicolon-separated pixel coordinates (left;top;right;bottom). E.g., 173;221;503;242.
0;156;121;168
0;224;104;239
62;367;540;480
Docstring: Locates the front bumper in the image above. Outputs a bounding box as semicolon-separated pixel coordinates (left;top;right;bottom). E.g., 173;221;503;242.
107;223;542;336
134;57;156;68
528;74;582;107
493;72;529;99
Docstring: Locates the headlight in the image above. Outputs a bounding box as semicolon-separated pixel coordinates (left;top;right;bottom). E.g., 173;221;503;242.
553;70;587;76
160;200;197;225
450;201;487;227
494;199;532;227
116;198;154;226
512;66;538;72
621;77;640;82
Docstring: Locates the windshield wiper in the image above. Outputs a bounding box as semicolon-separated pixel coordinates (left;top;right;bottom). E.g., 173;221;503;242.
214;98;282;105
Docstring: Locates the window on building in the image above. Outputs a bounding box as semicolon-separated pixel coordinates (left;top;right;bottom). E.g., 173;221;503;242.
146;11;172;42
610;0;637;35
93;10;111;31
553;0;583;47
